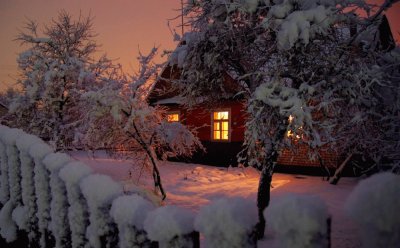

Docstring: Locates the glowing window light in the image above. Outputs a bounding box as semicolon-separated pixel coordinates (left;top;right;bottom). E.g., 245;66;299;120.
167;113;180;122
213;111;229;140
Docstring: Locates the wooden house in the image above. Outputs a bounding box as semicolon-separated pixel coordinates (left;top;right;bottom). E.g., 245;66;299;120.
148;16;395;172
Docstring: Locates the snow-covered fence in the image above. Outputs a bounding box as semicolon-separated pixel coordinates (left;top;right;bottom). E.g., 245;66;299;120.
59;161;92;248
80;174;123;248
345;172;400;248
144;205;198;248
266;194;330;248
195;198;258;248
1;125;399;248
111;194;156;248
44;153;72;248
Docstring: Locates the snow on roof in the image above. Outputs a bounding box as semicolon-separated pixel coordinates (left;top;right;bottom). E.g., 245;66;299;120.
154;96;183;105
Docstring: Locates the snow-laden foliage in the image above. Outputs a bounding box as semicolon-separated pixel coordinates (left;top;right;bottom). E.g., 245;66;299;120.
84;48;203;199
194;197;258;248
29;142;53;247
59;161;92;248
177;0;399;237
80;174;123;248
144;205;196;247
111;194;155;248
8;11;121;150
43;152;72;248
15;133;42;241
266;194;329;248
0;125;10;204
345;172;400;247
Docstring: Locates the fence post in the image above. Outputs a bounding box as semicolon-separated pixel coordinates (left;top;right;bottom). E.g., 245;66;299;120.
59;161;92;248
29;142;53;247
16;134;43;245
195;198;258;248
265;194;329;248
144;205;198;248
43;153;72;248
80;174;123;248
110;194;156;248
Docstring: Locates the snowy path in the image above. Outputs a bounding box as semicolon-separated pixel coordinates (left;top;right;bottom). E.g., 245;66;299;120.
70;151;361;247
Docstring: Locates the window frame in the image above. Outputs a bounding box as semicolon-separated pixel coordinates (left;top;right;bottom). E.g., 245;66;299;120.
211;108;231;142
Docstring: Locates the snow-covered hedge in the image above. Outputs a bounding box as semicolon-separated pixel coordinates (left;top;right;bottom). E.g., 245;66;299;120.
345;172;400;248
144;205;196;248
111;194;155;248
195;197;258;248
266;194;329;248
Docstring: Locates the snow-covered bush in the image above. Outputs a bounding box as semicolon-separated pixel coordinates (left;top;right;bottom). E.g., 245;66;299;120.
80;174;123;248
111;194;155;248
0;125;10;205
59;161;92;248
15;133;43;242
194;198;258;248
0;128;22;242
345;172;400;248
30;142;53;247
266;194;329;248
43;152;72;248
144;205;196;248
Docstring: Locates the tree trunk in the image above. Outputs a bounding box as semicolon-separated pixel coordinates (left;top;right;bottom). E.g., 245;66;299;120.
255;123;287;239
329;153;353;185
255;166;272;240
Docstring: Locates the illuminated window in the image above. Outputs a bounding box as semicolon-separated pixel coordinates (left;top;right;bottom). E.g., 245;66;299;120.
167;112;180;122
212;111;230;141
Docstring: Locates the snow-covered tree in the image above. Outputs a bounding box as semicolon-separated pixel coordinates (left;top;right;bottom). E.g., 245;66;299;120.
83;48;203;199
9;11;120;150
175;0;400;238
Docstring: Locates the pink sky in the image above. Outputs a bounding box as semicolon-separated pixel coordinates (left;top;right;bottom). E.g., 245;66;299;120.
0;0;399;92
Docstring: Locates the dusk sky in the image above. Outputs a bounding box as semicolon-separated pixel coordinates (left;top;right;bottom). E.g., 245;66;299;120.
0;0;399;92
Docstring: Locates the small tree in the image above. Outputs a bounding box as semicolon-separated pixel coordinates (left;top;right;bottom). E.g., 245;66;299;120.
9;11;120;150
83;48;203;199
175;0;399;238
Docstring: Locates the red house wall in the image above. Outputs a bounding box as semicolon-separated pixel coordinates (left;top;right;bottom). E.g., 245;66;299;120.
164;101;340;169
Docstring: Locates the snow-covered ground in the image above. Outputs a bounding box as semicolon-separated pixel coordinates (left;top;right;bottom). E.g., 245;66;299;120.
70;151;361;247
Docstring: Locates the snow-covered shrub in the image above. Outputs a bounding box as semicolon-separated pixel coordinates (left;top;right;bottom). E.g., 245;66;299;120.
110;194;155;248
266;194;329;248
29;142;53;247
15;133;43;242
59;161;92;248
0;125;10;205
0;128;23;242
345;172;400;248
194;197;258;248
80;174;123;248
144;205;196;248
43;152;72;248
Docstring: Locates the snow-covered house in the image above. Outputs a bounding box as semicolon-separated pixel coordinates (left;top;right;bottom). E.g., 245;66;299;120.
148;16;396;171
